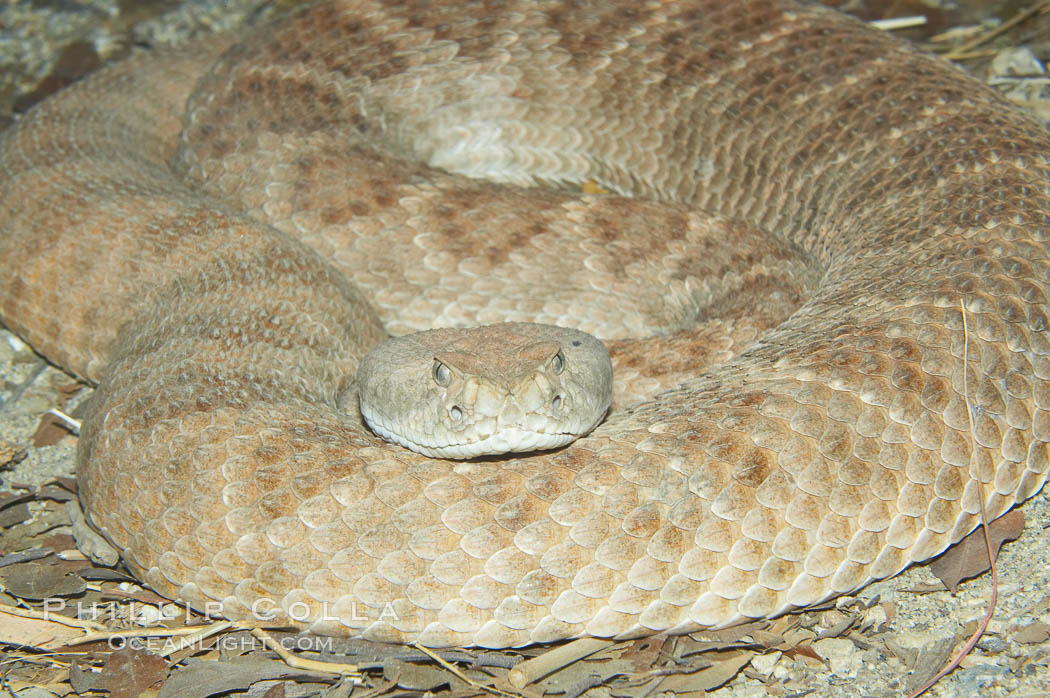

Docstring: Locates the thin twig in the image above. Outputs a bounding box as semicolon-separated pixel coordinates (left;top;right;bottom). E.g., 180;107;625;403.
944;1;1050;60
413;641;524;697
507;637;613;687
906;299;999;697
0;602;106;632
160;620;234;657
251;627;364;681
870;16;927;32
45;408;81;434
65;623;220;647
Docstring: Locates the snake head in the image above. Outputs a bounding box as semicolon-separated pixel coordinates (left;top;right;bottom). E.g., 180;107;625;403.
356;323;613;459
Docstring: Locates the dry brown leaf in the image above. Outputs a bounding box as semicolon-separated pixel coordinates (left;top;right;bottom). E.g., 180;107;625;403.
903;635;961;695
0;561;86;600
30;381;83;447
156;656;334;698
382;660;461;691
619;636;668;672
69;657;102;694
262;683;287;698
32;413;75;447
928;509;1025;592
39;532;78;555
746;628;780;648
784;643;822;664
515;636;726;697
95;647;169;698
0;497;30;529
1;501;71;553
655;649;753;693
51;475;79;493
1012;621;1050;644
0;605;84;648
543;655;635;695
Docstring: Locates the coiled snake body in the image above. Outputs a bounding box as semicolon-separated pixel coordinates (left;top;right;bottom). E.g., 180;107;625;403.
2;0;1050;648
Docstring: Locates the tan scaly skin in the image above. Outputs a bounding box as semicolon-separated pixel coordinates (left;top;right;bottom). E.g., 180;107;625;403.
1;0;1049;648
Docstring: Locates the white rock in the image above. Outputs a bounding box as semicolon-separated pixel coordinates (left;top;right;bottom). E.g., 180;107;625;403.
813;637;861;678
749;650;782;675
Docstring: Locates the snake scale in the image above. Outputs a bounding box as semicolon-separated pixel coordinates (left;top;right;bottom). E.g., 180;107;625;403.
2;0;1050;649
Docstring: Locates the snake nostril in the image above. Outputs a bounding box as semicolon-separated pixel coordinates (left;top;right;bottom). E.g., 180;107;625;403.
449;405;463;421
553;395;562;410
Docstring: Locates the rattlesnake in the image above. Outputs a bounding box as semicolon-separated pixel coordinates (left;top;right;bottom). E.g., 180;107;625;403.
1;0;1049;649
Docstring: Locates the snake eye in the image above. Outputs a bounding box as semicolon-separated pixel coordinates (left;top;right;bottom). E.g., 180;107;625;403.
551;350;565;375
433;360;451;386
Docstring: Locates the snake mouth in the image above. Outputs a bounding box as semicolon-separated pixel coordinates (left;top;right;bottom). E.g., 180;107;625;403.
414;430;579;460
361;403;579;458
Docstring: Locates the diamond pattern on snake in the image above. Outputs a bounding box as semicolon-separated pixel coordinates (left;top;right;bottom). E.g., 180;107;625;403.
1;0;1049;648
